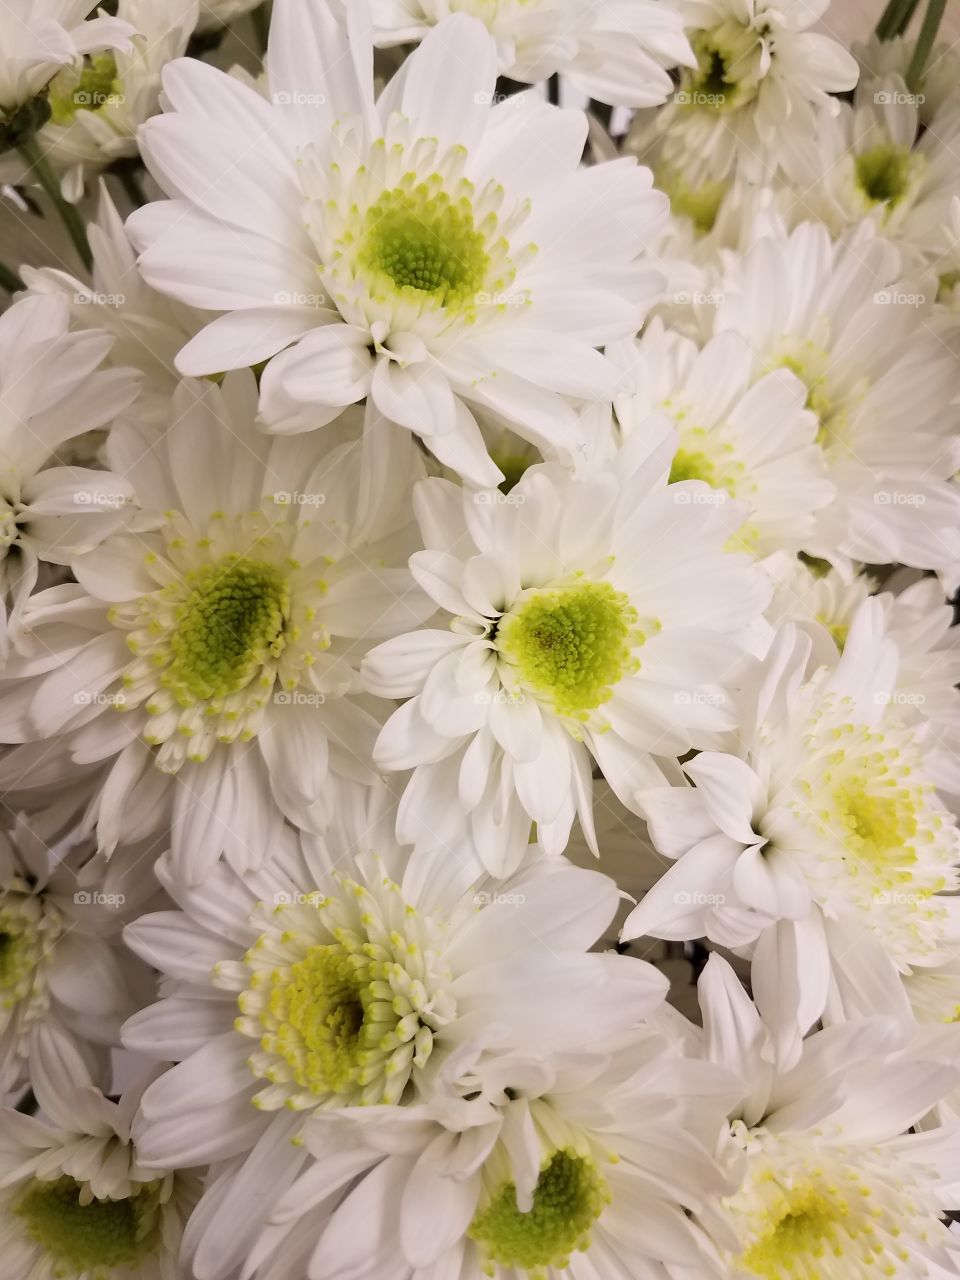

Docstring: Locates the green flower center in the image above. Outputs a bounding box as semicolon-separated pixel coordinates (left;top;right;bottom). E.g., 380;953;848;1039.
162;556;290;704
855;144;913;206
680;28;757;114
496;582;640;720
49;54;118;126
0;895;48;1011
470;1149;610;1275
16;1176;162;1275
359;180;490;309
740;1183;858;1278
656;165;728;235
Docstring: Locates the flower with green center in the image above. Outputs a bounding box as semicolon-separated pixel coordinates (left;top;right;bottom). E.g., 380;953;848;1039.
48;53;118;125
231;873;457;1111
470;1148;611;1277
15;1175;164;1278
655;164;729;235
854;143;915;208
496;581;641;722
0;887;61;1049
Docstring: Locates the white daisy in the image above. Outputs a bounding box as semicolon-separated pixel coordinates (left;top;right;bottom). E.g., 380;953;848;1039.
693;953;960;1280
121;814;666;1279
714;219;960;578
1;0;201;204
247;1035;737;1280
632;0;858;183
0;371;433;883
369;0;696;108
763;554;875;661
0;291;140;660
363;437;770;877
0;1;135;125
0;813;150;1096
127;0;668;485
623;599;960;1065
0;1023;199;1280
855;33;960;129
609;318;832;558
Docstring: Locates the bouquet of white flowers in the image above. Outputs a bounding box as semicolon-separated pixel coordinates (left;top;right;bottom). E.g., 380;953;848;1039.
1;1;960;1277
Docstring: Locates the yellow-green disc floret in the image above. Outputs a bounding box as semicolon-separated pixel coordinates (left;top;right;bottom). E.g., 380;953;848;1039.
834;782;919;874
16;1176;163;1276
739;1183;865;1279
49;54;118;125
163;557;289;704
497;582;640;719
359;180;490;309
855;144;914;207
470;1149;610;1276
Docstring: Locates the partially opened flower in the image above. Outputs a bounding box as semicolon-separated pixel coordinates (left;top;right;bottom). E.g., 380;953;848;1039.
363;433;770;876
121;811;665;1279
623;600;960;1064
127;0;668;484
0;372;432;883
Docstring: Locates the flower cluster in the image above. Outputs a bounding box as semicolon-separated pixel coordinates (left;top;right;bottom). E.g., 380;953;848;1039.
1;1;960;1279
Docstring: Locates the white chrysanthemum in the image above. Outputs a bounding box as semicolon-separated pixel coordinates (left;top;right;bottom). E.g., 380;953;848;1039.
0;1;135;121
609;319;831;558
855;34;960;128
631;0;858;183
0;1025;199;1280
121;810;666;1280
0;372;432;883
127;0;668;485
693;955;960;1280
0;292;140;660
245;1035;736;1280
624;600;960;1064
23;182;203;425
714;220;960;577
363;436;770;877
3;0;200;204
793;77;960;270
369;0;696;108
0;815;149;1096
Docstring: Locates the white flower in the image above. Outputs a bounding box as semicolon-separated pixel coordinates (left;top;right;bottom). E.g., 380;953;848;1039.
249;1034;736;1280
369;0;696;108
623;600;960;1064
633;0;858;183
714;219;960;578
693;954;960;1280
609;318;832;558
794;77;960;270
121;815;665;1279
0;1024;199;1280
854;34;960;128
0;815;148;1095
0;292;140;660
0;1;135;121
14;0;200;203
0;372;432;883
127;0;668;485
363;438;770;876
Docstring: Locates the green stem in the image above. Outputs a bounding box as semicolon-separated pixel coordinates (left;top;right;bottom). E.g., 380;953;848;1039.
252;0;273;54
17;136;92;272
0;260;23;295
907;0;948;88
875;0;922;39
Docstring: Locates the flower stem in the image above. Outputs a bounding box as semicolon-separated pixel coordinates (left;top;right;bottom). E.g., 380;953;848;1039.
17;136;92;272
875;0;922;39
907;0;948;89
0;260;23;295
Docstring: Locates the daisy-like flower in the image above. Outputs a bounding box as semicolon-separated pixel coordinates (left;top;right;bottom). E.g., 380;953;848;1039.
0;813;150;1095
245;1034;737;1280
623;599;960;1064
692;954;960;1280
632;0;858;183
121;811;666;1279
363;436;770;876
855;34;960;129
0;0;200;204
127;0;668;485
369;0;697;108
0;371;433;883
609;318;831;558
714;219;960;578
0;2;135;127
794;77;960;270
0;291;140;660
763;554;875;661
0;1024;199;1280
